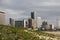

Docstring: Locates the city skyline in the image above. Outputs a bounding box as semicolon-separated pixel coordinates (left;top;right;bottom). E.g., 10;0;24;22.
0;0;60;24
0;0;60;40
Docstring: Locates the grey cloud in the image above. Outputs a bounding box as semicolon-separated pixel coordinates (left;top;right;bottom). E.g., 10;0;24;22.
0;0;60;24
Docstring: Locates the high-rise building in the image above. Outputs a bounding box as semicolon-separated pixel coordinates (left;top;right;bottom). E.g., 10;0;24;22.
0;11;6;25
28;18;36;29
9;18;15;26
57;20;60;29
28;19;32;28
9;18;12;25
31;12;35;19
50;24;55;30
37;17;42;28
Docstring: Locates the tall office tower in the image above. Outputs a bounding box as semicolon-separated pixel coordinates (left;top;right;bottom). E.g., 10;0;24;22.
50;24;55;30
9;18;15;26
0;11;6;25
28;18;36;29
57;20;60;29
9;18;12;25
31;12;35;19
37;17;42;28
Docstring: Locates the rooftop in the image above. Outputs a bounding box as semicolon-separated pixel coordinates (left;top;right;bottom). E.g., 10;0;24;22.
0;11;5;14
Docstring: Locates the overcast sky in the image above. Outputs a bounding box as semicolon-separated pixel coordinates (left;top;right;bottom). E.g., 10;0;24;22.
0;0;60;24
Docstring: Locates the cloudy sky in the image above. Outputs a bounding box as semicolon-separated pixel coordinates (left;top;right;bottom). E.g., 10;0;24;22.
0;0;60;24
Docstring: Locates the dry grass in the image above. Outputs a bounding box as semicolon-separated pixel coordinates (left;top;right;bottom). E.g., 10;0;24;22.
45;31;60;35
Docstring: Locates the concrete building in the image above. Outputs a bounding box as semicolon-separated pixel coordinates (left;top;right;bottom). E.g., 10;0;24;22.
56;20;60;29
23;19;28;28
15;20;24;27
9;18;28;27
41;21;50;30
9;18;15;26
37;17;42;28
28;18;36;29
15;19;28;28
0;11;6;25
41;20;55;31
50;24;55;30
28;19;32;28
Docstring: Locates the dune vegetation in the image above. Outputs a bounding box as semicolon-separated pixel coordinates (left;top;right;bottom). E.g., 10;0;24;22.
0;25;60;40
0;25;40;40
